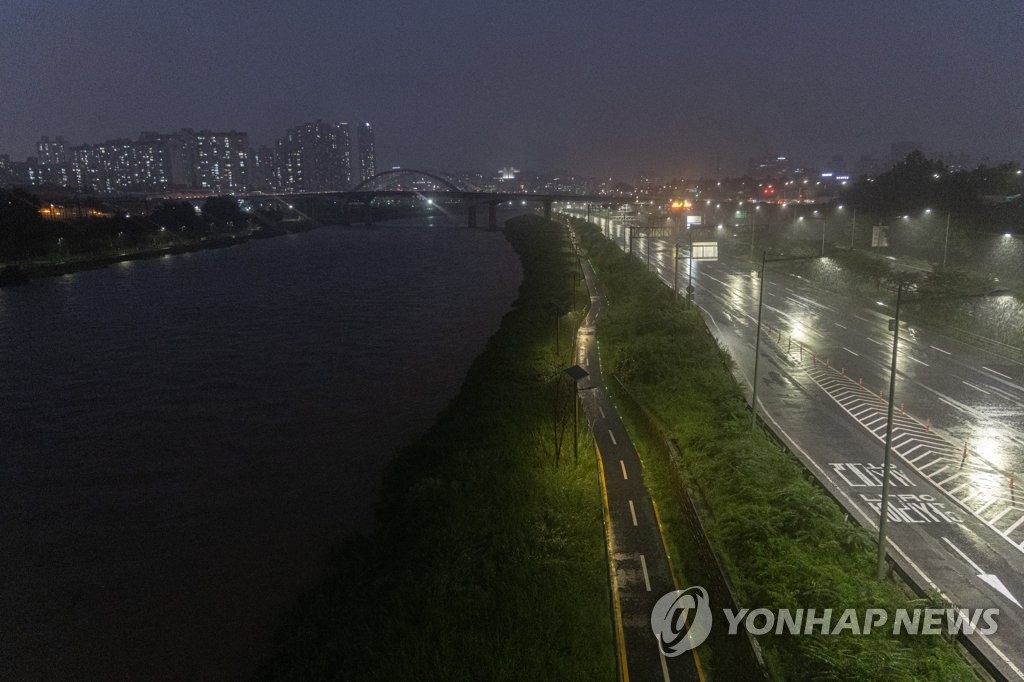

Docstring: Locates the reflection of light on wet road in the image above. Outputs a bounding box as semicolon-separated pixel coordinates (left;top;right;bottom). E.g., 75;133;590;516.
965;425;1013;472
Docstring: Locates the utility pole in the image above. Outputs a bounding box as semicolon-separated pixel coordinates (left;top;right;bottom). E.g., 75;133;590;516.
850;207;857;249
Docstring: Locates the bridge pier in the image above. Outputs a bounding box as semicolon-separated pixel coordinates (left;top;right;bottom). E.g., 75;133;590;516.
344;201;373;226
488;201;498;229
467;204;478;229
543;199;552;221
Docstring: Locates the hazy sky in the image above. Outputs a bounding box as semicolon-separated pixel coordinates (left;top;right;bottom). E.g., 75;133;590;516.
1;0;1022;177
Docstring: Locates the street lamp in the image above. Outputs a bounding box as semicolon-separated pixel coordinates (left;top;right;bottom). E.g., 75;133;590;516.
875;285;1012;578
751;252;824;428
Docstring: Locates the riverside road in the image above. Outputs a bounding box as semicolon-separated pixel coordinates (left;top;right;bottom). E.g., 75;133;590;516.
575;209;1024;681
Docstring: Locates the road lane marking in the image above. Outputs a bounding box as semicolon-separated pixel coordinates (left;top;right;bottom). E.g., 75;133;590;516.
930;345;952;355
942;536;984;573
640;553;651;591
834;322;848;329
989;508;1014;525
983;366;1014;380
658;641;672;682
866;337;887;347
854;315;872;323
1004;514;1024;537
962;380;992;395
628;500;638;526
608;429;618;445
599;406;606;419
620;460;628;480
842;347;861;357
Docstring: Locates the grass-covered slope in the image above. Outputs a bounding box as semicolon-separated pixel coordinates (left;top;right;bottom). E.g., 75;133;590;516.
573;218;979;681
256;216;614;681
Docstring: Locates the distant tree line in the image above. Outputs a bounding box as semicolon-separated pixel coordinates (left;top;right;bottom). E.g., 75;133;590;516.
842;150;1023;217
0;190;258;262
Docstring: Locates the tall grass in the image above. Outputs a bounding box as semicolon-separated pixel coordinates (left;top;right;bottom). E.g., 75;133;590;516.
572;217;980;681
256;216;614;681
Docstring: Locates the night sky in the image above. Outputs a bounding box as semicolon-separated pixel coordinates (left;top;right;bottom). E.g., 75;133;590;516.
1;0;1022;177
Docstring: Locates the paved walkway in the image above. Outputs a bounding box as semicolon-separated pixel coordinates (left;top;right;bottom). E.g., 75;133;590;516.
574;243;702;682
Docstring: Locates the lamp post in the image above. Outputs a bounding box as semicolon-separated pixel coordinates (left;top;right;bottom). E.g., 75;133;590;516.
942;211;951;268
673;242;679;296
564;365;590;464
875;285;1012;578
875;282;903;578
751;252;824;428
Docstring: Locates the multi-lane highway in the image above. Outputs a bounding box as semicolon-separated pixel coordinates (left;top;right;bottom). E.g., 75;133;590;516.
574;210;1024;681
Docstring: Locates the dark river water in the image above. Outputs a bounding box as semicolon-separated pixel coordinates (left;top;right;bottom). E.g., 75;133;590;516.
0;216;523;679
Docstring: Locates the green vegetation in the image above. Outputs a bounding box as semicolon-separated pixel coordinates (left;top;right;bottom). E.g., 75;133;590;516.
570;217;981;681
257;215;615;681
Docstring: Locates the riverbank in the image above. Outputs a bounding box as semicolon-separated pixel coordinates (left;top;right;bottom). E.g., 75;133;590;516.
256;215;615;680
569;216;980;680
1;222;316;283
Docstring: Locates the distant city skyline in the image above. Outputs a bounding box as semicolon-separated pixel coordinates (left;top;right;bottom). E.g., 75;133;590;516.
1;1;1022;177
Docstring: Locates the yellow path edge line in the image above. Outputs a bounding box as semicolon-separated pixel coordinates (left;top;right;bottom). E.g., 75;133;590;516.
651;494;707;682
595;441;629;682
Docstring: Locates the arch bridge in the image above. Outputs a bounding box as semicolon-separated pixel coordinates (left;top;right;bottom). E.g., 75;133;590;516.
245;168;633;227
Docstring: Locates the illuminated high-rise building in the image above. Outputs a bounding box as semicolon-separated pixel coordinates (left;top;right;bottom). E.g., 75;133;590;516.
36;136;69;187
357;122;375;183
273;120;351;191
192;130;251;193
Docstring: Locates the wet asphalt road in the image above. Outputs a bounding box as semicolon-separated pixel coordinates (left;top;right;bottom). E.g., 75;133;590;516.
579;212;1024;681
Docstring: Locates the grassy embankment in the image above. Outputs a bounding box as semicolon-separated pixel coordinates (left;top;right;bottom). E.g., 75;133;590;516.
256;215;615;680
571;217;981;681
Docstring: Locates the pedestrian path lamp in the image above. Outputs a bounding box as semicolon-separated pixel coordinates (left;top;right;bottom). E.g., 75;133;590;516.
875;285;1012;578
564;364;590;464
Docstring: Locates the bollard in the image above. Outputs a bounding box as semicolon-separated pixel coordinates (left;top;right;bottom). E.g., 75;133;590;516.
788;337;792;352
899;403;905;416
962;442;968;463
878;390;884;404
1011;475;1015;491
841;367;846;376
858;377;863;387
925;419;931;433
799;345;803;361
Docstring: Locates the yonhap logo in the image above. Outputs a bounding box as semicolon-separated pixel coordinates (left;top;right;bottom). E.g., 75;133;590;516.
651;587;713;656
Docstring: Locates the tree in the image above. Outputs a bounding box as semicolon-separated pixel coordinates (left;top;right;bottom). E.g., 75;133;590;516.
201;196;246;229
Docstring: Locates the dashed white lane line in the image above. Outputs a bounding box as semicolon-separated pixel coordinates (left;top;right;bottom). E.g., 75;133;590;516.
620;460;628;480
854;315;872;323
834;322;848;329
866;337;887;347
904;354;930;367
962;380;992;395
842;347;861;357
983;366;1014;381
608;429;618;445
629;500;638;526
658;642;672;681
931;345;952;355
640;553;652;591
599;406;606;419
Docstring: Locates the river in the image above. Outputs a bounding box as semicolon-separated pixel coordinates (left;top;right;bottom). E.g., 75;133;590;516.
0;215;523;679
